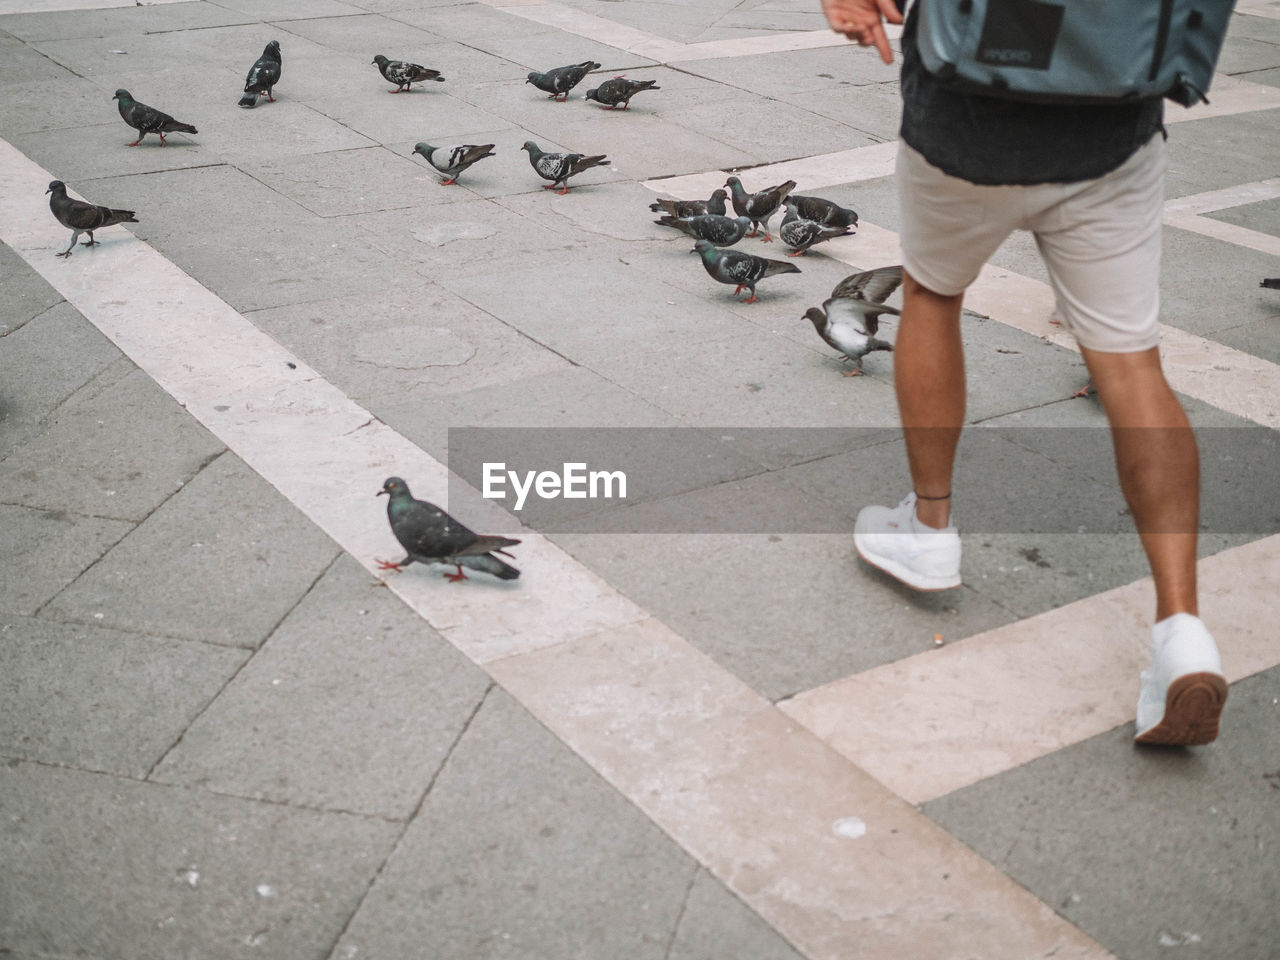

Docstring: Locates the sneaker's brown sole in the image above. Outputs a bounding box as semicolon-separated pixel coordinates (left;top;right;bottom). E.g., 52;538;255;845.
1134;672;1229;746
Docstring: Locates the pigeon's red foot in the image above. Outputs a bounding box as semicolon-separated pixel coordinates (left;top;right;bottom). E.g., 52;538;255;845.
55;250;72;259
439;178;458;185
267;94;275;102
375;558;405;572
739;294;761;304
744;230;758;238
841;368;865;377
445;565;469;583
785;250;805;257
1072;381;1095;399
157;134;167;145
541;184;557;190
556;185;570;195
732;284;746;295
125;139;142;146
759;233;772;242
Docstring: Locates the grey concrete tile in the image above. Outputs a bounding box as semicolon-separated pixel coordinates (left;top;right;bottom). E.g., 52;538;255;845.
94;165;398;313
332;687;698;960
223;0;367;17
922;666;1280;960
677;45;899;97
662;96;878;165
468;32;659;74
1204;194;1280;236
10;127;211;187
243;145;456;218
376;365;681;460
0;241;64;337
0;760;399;960
667;869;805;960
392;2;559;42
1218;35;1280;75
0;367;226;523
773;80;905;143
551;529;1014;700
959;314;1094;422
718;8;830;31
1243;64;1280;88
1213;315;1280;366
0;614;247;778
0;303;120;460
303;89;511;146
0;78;121;138
264;12;443;58
0;2;252;42
551;0;728;43
0;504;132;617
1157;226;1280;341
43;453;341;648
152;555;490;819
0;36;77;85
1165;109;1280;198
201;101;379;166
246;276;572;406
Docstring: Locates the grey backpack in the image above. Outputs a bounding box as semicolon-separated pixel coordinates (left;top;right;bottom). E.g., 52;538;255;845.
916;0;1237;107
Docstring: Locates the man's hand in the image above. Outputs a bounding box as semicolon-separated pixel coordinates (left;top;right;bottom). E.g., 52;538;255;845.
821;0;903;64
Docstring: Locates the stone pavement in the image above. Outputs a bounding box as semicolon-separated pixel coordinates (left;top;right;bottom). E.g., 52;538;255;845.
1;1;1278;958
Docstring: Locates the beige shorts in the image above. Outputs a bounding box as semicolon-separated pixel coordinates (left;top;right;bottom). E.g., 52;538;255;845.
897;135;1165;353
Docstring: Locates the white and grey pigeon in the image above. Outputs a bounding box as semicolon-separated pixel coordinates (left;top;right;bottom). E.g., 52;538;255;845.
803;265;903;375
412;142;496;185
526;60;600;101
649;189;727;218
692;238;800;304
655;213;751;247
376;477;520;582
779;199;854;256
238;40;282;107
583;76;660;109
372;54;444;92
521;140;609;194
789;193;859;229
724;175;796;241
113;89;197;146
46;180;137;259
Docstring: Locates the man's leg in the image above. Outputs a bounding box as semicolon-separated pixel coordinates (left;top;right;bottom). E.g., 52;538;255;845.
896;272;966;530
1079;345;1198;621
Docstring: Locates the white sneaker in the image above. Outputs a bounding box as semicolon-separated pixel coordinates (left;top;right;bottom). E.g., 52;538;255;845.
853;492;962;591
1134;613;1228;746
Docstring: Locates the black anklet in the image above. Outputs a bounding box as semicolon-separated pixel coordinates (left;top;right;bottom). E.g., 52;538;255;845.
915;491;951;501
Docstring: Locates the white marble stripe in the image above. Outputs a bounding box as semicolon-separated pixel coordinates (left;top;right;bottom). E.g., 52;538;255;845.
0;0;189;10
1165;72;1280;123
1165;177;1280;215
1235;0;1280;21
1166;213;1280;256
0;136;1113;960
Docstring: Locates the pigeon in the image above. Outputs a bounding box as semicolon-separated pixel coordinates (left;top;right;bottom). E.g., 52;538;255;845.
655;213;751;247
412;142;496;185
788;193;859;229
649;189;728;218
692;238;800;303
526;60;600;101
583;76;660;109
804;265;903;375
238;40;282;108
779;200;854;256
46;180;137;259
1262;278;1280;289
372;55;444;92
113;89;197;146
376;477;520;582
724;175;796;241
521;140;609;194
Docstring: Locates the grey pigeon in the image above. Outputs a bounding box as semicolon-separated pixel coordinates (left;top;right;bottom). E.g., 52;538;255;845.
779;199;854;256
649;189;727;218
656;213;751;247
113;89;197;146
526;60;600;101
804;265;903;375
583;76;660;109
46;180;137;259
238;40;281;107
412;142;496;185
724;175;796;241
521;140;609;194
1262;278;1280;289
372;54;444;92
692;238;800;303
789;193;859;229
376;477;520;582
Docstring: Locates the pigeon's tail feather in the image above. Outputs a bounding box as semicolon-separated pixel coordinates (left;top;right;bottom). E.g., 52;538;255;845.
104;207;139;226
867;338;894;353
238;91;259;108
656;215;692;235
168;122;198;134
1262;278;1280;289
761;260;802;279
470;535;521;553
458;553;520;580
570;154;609;176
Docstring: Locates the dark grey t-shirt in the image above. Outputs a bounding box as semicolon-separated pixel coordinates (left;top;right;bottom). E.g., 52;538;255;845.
897;2;1164;186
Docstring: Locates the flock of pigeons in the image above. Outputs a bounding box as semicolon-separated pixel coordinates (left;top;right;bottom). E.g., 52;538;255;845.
39;38;914;584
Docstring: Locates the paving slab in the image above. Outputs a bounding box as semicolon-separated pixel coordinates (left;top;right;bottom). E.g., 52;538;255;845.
0;78;123;139
668;868;806;960
676;45;898;98
0;34;77;85
0;614;248;778
0;240;64;337
331;686;700;960
466;30;660;75
923;665;1280;960
92;164;398;313
0;367;226;522
245;275;572;406
1205;194;1280;234
0;2;251;42
0;502;132;617
152;555;491;819
0;304;121;460
0;761;400;960
1165;108;1280;198
41;452;341;648
1159;226;1280;346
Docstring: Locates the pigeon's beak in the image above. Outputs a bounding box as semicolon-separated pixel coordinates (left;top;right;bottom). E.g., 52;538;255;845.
377;488;388;497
